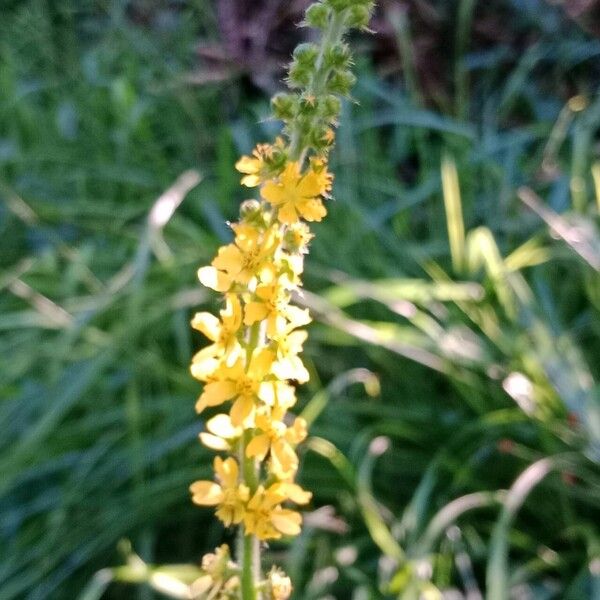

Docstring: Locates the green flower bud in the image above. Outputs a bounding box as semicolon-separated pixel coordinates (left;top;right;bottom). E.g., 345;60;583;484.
326;69;357;95
305;2;330;28
345;5;371;29
321;95;342;120
271;93;297;121
240;199;261;219
299;95;319;116
324;43;351;70
293;43;319;68
326;0;351;12
287;62;311;89
240;199;271;227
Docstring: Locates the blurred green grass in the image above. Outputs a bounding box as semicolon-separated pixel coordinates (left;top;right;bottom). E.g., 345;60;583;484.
1;1;600;598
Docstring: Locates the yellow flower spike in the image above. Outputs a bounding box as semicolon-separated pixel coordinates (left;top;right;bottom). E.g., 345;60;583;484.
191;293;243;367
261;161;329;224
190;0;376;593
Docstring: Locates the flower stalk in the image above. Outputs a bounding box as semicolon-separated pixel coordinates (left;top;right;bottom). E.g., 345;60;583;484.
188;2;375;598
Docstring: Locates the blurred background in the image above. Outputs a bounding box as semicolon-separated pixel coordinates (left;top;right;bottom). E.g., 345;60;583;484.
2;0;600;598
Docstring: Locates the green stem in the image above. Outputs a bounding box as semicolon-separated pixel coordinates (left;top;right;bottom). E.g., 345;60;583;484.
239;322;262;600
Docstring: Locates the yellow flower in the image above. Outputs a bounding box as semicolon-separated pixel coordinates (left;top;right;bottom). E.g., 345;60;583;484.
261;162;329;224
283;222;313;255
243;482;311;540
235;139;285;187
195;348;274;427
191;293;243;367
243;278;310;337
199;413;242;451
190;457;249;526
198;224;279;293
257;380;297;410
271;325;310;384
246;407;308;479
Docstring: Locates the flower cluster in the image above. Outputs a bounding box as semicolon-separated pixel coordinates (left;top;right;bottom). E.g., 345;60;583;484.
189;152;332;540
189;1;375;598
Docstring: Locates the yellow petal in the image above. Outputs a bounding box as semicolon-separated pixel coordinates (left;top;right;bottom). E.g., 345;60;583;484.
207;413;240;438
298;197;326;222
248;348;274;378
213;245;243;274
235;156;260;174
285;417;307;444
196;381;237;412
221;294;242;329
199;432;230;451
272;482;312;505
241;174;261;187
278;202;298;225
244;301;269;326
230;395;255;427
271;509;302;536
271;439;298;479
285;306;311;328
190;352;220;382
297;171;323;197
261;181;285;205
287;330;309;353
272;357;309;384
190;312;221;341
189;481;223;505
214;456;239;487
197;266;230;292
246;434;271;461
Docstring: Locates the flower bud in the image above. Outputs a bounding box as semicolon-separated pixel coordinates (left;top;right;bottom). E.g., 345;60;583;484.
321;95;342;120
326;69;357;95
283;223;313;254
299;95;319;116
324;43;351;70
345;5;371;29
240;199;271;227
293;43;319;68
271;93;297;121
287;63;311;89
304;2;330;28
266;567;293;600
326;0;351;12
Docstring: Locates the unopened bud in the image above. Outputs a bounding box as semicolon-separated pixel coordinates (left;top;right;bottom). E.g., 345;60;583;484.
326;0;351;12
271;93;297;120
322;94;342;119
324;43;351;70
345;5;371;29
293;43;319;68
305;3;330;28
287;63;311;89
327;69;356;95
